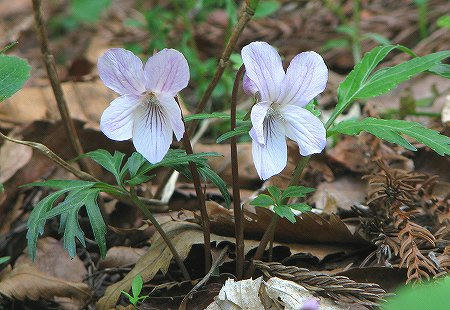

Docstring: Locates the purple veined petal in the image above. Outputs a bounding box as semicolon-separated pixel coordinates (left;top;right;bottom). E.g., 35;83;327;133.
281;105;326;156
300;298;319;310
100;95;141;141
132;102;173;164
144;49;190;96
243;72;258;96
250;101;271;144
157;93;185;141
249;118;287;180
278;51;328;107
241;41;285;102
98;48;146;95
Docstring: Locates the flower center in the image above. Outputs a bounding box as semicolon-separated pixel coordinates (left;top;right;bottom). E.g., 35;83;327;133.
142;92;159;106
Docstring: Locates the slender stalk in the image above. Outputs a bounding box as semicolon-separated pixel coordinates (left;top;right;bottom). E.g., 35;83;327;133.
351;0;362;64
417;1;428;39
187;2;256;136
180;119;212;273
230;65;246;279
31;0;93;174
129;187;190;281
245;156;311;278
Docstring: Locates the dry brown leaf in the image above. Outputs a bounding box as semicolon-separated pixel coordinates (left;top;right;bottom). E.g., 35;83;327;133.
0;264;91;309
0;132;32;184
99;246;148;270
15;237;87;283
311;176;367;213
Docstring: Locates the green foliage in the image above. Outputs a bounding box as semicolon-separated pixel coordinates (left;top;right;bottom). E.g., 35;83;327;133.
250;185;313;223
25;180;107;259
70;0;111;23
121;274;148;309
0;256;10;265
253;1;280;19
184;112;232;122
0;182;4;193
0;54;31;102
78;150;125;184
381;277;450;310
305;99;321;117
216;123;252;143
436;15;450;29
326;45;450;128
329;117;450;156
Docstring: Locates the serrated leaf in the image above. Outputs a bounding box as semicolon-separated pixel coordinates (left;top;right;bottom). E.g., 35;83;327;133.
216;124;251;143
250;194;274;207
429;63;450;79
183;112;231;122
273;205;296;223
281;186;315;200
85;192;107;258
0;54;31;102
24;179;95;190
327;45;450;128
26;190;68;260
329;117;450;155
267;186;281;202
80;149;125;184
125;152;147;178
126;174;153;186
288;203;312;213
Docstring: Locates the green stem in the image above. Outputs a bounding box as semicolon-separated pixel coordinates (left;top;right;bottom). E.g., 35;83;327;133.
417;2;428;39
352;0;362;64
129;187;190;281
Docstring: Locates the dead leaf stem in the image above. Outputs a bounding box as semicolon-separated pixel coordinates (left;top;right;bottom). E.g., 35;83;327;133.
187;2;256;135
31;0;94;175
231;65;246;280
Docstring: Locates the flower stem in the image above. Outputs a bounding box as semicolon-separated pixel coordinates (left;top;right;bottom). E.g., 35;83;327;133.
246;155;311;278
231;65;246;279
129;187;190;281
180;126;212;274
351;0;362;64
187;2;256;135
31;0;94;175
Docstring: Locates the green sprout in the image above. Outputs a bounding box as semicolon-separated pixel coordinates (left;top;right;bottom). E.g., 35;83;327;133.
121;274;149;309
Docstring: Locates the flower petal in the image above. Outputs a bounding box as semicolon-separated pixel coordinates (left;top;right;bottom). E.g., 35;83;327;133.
100;95;140;141
132;103;173;164
144;49;189;95
157;93;185;141
278;51;328;107
280;105;326;156
250;101;271;144
241;41;285;102
243;73;258;96
98;48;146;95
249;118;287;180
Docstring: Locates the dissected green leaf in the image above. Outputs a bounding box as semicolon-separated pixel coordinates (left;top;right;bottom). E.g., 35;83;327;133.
327;45;450;128
216;124;251;143
0;256;10;265
0;54;31;102
197;166;231;207
267;186;282;203
250;194;274;207
183;112;231;122
305;99;321;117
24;179;95;190
80;149;125;184
429;63;450;79
85;192;107;258
329;117;450;155
288;203;312;213
281;186;315;200
273;206;296;223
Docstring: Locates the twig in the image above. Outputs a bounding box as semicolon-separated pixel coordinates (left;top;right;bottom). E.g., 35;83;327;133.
230;65;246;279
187;1;257;135
178;245;229;310
31;0;93;174
246;156;311;278
129;187;190;281
0;131;168;212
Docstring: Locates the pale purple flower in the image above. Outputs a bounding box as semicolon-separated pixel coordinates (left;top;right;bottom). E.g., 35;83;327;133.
242;42;328;180
301;298;320;310
97;48;189;163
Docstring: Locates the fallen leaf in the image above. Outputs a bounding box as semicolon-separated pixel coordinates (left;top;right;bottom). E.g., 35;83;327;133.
99;246;147;270
0;264;91;309
0;132;32;184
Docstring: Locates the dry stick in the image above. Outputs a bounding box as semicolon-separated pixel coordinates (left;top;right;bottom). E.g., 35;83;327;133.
230;65;246;280
178;245;229;310
129;187;190;281
181;125;212;274
245;156;311;278
31;0;93;174
187;2;256;136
